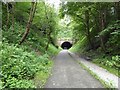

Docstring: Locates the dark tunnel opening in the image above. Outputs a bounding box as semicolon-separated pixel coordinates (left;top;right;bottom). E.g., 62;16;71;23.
61;41;72;49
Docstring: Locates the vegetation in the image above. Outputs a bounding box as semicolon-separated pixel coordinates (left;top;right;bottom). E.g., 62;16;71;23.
77;61;114;88
92;55;119;77
1;1;120;89
60;2;120;77
1;1;59;88
1;42;52;88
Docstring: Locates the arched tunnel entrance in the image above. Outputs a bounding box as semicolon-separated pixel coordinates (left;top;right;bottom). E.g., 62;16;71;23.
61;41;72;49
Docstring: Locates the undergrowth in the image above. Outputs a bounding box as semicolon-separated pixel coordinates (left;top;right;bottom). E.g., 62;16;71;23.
0;42;53;88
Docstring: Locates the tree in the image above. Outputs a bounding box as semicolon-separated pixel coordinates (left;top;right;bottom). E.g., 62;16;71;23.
85;9;93;49
19;2;37;45
60;2;118;52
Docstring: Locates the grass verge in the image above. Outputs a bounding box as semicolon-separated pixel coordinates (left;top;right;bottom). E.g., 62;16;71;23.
92;60;119;77
77;51;119;78
34;60;53;88
77;61;116;89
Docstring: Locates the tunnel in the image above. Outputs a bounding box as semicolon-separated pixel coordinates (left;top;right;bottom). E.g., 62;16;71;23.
61;41;72;49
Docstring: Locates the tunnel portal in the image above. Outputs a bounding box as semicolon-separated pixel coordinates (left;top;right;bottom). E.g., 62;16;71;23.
61;41;72;49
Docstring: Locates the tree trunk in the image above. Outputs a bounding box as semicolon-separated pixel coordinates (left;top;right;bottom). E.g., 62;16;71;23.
6;3;10;30
12;3;15;31
85;10;93;49
44;2;53;50
45;29;52;50
19;2;37;45
99;10;106;52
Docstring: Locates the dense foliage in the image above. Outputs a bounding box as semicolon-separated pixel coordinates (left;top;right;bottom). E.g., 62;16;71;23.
1;1;59;88
1;42;52;88
2;2;59;48
1;1;120;88
60;2;120;76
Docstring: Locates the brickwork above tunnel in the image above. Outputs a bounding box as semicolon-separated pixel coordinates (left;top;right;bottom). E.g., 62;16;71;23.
57;38;73;46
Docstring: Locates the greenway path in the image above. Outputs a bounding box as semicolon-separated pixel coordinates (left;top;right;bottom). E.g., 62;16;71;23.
45;50;104;88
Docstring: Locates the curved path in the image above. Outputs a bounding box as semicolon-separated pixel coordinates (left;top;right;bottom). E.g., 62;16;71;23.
45;50;103;88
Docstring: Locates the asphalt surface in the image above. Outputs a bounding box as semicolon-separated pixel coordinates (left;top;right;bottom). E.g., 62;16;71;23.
45;50;103;88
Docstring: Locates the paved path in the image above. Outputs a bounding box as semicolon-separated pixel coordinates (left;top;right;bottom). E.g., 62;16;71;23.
45;50;103;88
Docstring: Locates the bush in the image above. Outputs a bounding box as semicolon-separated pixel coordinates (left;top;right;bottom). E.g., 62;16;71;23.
2;23;25;44
104;20;120;55
1;42;52;88
111;55;120;69
93;55;120;70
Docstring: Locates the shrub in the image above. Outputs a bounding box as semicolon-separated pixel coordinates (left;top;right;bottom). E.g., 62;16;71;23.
1;42;52;88
93;55;120;70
